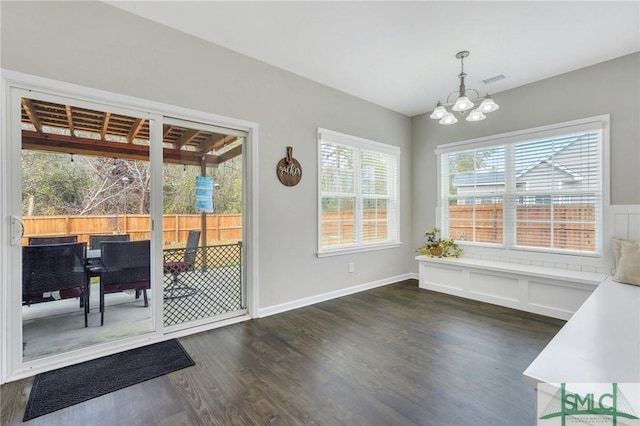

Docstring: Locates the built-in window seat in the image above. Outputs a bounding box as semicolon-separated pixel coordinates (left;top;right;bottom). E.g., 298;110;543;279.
415;254;640;387
417;207;640;392
415;255;608;320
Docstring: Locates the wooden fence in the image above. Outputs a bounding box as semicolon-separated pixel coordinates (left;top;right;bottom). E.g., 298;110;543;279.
319;204;596;251
321;211;388;245
448;203;596;250
21;214;242;247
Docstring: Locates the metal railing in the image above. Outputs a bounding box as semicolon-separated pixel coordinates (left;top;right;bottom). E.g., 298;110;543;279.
162;242;244;326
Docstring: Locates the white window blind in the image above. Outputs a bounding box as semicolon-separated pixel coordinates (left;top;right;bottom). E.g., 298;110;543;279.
318;129;399;255
438;117;606;255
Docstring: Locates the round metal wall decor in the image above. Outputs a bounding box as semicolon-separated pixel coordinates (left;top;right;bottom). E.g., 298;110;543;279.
276;146;302;186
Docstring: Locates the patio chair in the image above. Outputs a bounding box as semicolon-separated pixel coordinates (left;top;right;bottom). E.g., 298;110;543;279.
99;240;150;326
88;234;131;282
28;235;78;245
163;230;200;299
89;234;130;250
22;242;88;327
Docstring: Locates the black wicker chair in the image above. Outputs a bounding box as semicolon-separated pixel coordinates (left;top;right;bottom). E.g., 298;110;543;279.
22;242;88;327
87;235;131;283
28;235;78;245
99;240;150;326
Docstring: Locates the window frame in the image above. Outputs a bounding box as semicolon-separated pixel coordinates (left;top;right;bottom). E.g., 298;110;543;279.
317;128;401;257
436;115;610;257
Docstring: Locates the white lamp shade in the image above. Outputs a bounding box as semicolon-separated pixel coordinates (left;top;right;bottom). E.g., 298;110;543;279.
429;104;447;120
479;96;499;113
451;96;474;112
439;113;458;125
466;109;486;122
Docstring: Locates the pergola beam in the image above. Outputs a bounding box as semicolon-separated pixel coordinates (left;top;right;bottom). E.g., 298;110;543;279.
18;100;244;167
212;135;236;152
21;99;42;132
65;105;75;136
126;118;145;143
20;130;235;166
175;129;200;149
101;112;111;140
217;144;243;163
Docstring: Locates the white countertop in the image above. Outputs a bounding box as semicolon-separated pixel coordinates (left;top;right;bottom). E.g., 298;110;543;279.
523;277;640;386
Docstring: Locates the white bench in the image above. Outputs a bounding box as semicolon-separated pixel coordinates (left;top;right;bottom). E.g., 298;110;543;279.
414;255;640;386
415;255;608;320
523;276;640;386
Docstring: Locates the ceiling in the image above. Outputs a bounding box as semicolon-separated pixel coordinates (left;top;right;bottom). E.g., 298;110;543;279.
106;1;640;117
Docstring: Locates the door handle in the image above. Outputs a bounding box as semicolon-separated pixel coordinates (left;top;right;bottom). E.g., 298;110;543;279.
10;216;24;246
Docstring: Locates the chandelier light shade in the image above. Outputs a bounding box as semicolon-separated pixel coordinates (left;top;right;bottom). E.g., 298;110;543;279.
478;95;499;113
430;51;500;125
466;109;486;122
439;113;458;125
429;102;448;120
451;96;473;112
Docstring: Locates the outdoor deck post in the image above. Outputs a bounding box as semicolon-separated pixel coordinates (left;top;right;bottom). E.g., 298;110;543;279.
200;158;208;270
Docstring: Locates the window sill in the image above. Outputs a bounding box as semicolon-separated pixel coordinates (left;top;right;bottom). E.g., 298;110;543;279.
456;241;602;258
317;242;402;258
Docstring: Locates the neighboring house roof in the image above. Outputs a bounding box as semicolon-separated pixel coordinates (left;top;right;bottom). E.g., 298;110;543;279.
453;137;584;187
517;159;582;181
452;171;504;187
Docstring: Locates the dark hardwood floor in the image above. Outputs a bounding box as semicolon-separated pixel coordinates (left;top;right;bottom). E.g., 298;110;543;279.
1;280;565;425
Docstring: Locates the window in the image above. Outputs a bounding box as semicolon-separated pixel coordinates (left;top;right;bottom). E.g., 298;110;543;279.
437;116;608;255
318;129;400;255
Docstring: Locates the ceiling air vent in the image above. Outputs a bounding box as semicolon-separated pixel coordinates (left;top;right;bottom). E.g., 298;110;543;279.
482;74;506;85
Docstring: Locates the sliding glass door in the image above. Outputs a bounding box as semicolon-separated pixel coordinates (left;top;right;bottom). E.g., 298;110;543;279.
8;89;157;364
161;118;247;330
2;75;254;382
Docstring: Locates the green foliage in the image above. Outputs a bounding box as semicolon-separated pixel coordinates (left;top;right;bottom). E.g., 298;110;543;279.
163;156;242;214
21;151;89;215
416;227;463;258
21;150;243;217
447;149;495;197
163;166;198;214
211;156;242;214
450;149;494;173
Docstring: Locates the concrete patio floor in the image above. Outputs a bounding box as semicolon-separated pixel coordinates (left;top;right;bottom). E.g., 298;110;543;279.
22;267;244;361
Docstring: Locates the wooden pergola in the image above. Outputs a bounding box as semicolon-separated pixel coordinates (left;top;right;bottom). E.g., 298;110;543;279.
20;97;243;251
20;98;242;166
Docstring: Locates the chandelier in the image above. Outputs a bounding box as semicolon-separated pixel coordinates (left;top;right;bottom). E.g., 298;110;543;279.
429;51;499;125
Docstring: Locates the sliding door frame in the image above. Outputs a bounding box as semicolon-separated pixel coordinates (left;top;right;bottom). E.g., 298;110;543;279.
0;69;259;384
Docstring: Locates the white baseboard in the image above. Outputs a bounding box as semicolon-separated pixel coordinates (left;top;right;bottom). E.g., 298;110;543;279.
257;273;416;318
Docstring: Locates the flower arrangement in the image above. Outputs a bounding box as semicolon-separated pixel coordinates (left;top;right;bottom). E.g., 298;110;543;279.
417;227;463;258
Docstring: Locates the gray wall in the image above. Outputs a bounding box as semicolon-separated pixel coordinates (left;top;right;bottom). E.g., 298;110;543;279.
412;52;640;253
0;1;414;310
3;2;638;307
